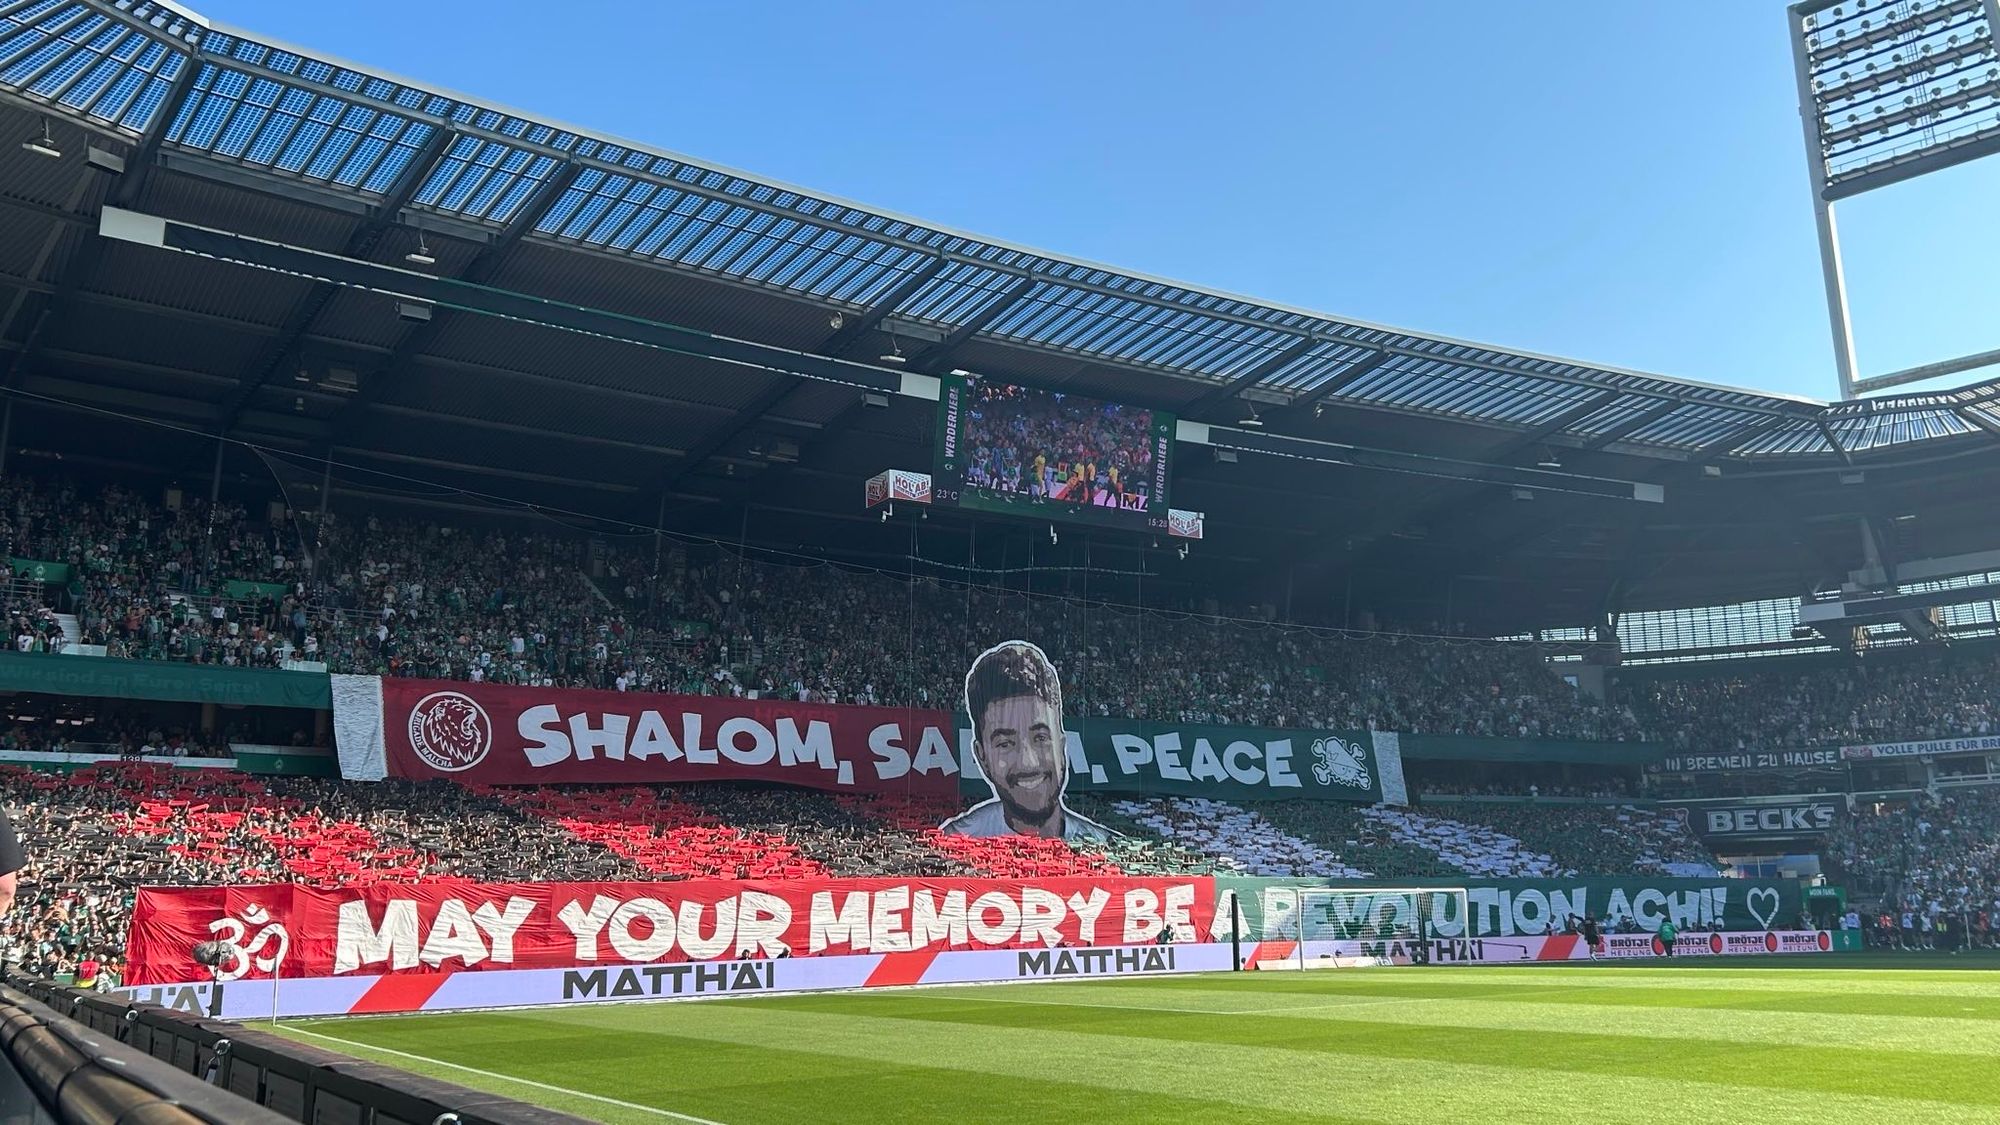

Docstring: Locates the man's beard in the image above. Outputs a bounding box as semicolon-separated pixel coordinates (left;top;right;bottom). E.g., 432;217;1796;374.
997;774;1063;830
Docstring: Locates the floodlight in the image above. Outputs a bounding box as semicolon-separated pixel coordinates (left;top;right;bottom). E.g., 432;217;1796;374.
21;119;58;159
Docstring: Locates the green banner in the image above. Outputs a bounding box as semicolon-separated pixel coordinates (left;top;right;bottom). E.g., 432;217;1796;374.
222;579;289;602
8;558;73;584
958;717;1383;803
1396;733;1664;765
233;747;338;776
1216;876;1808;939
0;651;329;709
0;747;332;776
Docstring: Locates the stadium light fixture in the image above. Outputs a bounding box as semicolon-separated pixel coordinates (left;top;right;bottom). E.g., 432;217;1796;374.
879;333;906;364
1536;448;1563;470
1510;488;1534;501
404;233;436;267
21;119;59;160
828;312;844;331
1237;400;1263;427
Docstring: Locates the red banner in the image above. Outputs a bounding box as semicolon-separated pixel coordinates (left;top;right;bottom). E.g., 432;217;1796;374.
127;877;1215;985
378;677;956;794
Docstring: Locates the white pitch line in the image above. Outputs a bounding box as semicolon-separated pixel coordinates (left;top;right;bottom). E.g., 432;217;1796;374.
285;1026;728;1125
940;982;1588;1017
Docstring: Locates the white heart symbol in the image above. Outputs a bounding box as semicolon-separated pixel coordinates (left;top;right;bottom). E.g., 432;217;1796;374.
1747;886;1780;929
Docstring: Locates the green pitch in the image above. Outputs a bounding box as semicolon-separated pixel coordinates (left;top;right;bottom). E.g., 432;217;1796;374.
281;957;2000;1124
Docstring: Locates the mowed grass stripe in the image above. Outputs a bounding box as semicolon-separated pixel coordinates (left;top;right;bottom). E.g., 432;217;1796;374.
1088;964;2000;1001
287;1019;1334;1125
1055;969;2000;1019
914;981;2000;1056
844;992;1998;1106
333;997;2000;1123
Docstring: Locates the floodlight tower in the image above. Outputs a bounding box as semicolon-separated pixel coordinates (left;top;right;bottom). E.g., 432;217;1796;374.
1788;0;2000;399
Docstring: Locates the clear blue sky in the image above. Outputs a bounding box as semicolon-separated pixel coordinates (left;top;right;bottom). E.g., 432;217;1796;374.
188;0;2000;402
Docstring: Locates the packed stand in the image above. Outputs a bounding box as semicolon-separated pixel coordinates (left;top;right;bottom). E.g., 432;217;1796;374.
1107;796;1371;878
1829;788;2000;950
1254;801;1464;880
2;474;1648;742
16;474;2000;757
0;765;1216;979
0;764;656;980
1355;806;1568;878
1624;647;2000;753
1421;800;1716;877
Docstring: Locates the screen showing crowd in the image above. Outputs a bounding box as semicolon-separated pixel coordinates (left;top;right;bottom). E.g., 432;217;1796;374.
961;381;1156;512
933;374;1174;533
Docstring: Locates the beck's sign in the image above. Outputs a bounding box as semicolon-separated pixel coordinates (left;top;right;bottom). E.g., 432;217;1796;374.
1678;801;1838;838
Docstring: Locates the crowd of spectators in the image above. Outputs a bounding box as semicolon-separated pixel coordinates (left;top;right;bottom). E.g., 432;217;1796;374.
0;474;1646;740
1622;650;2000;753
1828;789;2000;947
1425;800;1717;877
14;474;2000;759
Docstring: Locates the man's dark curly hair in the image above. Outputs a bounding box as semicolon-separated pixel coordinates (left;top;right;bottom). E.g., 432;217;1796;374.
964;640;1062;734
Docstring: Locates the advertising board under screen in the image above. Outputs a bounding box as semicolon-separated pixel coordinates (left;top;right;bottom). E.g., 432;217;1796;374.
933;373;1175;532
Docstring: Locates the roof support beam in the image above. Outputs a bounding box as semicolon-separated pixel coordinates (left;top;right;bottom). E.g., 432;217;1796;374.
1956;405;2000;437
113;54;204;209
664;264;970;507
1290;391;1623;569
323;161;583;432
216;126;458;436
817;258;946;356
1691;414;1797;464
1575;398;1681;451
1277;349;1393;417
1485;389;1624;463
5;59;202;393
1816;418;1853;464
655;378;804;501
907;276;1037;372
1184;334;1320;419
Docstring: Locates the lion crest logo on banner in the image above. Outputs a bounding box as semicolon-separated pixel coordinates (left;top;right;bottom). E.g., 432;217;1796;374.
408;690;494;772
1310;736;1371;790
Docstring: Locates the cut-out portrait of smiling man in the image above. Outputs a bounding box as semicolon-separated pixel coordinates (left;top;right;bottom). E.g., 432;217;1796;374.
940;640;1112;841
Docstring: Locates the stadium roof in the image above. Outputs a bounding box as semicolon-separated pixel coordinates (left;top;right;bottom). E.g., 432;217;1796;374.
4;0;2000;634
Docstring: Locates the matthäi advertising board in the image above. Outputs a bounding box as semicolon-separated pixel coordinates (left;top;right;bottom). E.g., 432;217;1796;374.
120;943;1234;1020
1244;930;1837;969
120;928;1842;1019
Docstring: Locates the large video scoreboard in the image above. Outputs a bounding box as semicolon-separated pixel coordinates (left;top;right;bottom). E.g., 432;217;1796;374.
932;373;1176;534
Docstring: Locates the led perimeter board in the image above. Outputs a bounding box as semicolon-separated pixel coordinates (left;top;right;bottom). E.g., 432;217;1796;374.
934;374;1175;534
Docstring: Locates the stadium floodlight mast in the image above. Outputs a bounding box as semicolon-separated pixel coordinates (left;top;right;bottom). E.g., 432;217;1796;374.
1788;0;2000;398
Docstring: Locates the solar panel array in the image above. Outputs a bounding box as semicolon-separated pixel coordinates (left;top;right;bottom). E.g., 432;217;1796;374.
5;0;1999;461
